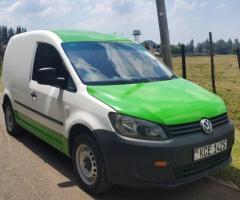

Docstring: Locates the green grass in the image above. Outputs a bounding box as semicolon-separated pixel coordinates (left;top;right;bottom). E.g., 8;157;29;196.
214;129;240;187
173;55;240;187
173;55;240;130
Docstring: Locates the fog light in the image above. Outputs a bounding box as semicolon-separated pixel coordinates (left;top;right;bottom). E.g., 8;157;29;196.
154;161;168;168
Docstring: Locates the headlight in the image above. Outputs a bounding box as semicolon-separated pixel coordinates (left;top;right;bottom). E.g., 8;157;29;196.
109;113;167;140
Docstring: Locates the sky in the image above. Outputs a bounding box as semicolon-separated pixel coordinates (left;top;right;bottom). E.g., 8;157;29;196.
0;0;239;44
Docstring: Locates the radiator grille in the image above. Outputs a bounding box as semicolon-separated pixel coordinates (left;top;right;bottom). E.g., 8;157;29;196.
168;113;228;137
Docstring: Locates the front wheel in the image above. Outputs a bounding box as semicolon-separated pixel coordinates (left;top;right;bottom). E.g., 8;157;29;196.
72;134;111;194
4;102;21;136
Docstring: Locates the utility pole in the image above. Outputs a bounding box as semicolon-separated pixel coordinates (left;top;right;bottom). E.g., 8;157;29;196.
156;0;173;69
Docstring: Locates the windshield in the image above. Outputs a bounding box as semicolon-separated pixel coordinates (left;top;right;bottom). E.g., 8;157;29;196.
62;42;175;85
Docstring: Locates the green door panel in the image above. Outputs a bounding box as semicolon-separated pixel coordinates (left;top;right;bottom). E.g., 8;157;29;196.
87;78;227;125
15;111;70;156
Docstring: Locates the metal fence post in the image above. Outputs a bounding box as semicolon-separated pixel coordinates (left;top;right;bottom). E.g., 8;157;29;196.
237;47;240;71
209;32;216;94
181;44;187;79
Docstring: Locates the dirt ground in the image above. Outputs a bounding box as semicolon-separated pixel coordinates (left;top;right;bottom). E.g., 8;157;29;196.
0;100;239;200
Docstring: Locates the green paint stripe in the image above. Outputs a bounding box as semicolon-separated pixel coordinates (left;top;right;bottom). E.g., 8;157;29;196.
52;30;132;43
15;111;70;156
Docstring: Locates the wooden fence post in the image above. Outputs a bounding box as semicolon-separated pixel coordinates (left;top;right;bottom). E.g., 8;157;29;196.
181;44;187;79
209;32;216;94
237;47;240;71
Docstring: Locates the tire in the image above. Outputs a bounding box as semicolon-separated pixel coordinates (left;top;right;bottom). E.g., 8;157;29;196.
72;134;111;194
4;101;21;136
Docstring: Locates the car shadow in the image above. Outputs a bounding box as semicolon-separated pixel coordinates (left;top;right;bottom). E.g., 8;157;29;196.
14;129;77;182
13;129;240;200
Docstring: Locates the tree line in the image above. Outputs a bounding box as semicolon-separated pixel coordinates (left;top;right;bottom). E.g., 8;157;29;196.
0;26;27;63
171;38;240;55
0;26;27;45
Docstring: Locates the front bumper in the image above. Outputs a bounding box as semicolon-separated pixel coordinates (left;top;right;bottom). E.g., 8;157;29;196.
93;121;234;188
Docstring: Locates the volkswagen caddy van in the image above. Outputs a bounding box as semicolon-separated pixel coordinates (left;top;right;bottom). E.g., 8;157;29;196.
2;30;234;194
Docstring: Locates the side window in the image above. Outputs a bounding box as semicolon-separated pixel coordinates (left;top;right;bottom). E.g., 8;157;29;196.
32;43;76;91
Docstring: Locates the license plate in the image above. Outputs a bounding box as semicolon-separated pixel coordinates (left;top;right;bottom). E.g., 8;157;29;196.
194;140;227;161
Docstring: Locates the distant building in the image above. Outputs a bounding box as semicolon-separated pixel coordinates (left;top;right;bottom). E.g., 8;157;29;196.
142;40;161;54
143;40;160;49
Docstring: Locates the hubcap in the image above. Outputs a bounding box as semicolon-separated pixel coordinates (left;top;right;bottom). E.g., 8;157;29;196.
76;144;97;185
6;106;14;132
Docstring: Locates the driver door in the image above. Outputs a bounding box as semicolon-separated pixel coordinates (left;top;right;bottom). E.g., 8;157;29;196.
28;43;70;137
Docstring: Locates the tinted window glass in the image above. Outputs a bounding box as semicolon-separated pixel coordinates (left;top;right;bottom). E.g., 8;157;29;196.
62;42;175;85
32;43;76;91
33;43;67;80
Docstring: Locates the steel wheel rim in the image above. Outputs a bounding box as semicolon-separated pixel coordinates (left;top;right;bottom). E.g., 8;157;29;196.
76;144;98;186
6;106;13;132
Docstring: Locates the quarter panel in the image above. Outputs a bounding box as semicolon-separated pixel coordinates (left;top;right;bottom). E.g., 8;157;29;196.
63;86;115;138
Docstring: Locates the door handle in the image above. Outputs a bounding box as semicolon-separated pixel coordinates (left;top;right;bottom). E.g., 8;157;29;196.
31;91;37;99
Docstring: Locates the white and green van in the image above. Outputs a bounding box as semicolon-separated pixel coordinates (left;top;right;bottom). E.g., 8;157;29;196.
2;30;234;194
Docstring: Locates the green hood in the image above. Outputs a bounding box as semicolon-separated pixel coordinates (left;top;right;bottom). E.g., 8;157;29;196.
87;78;227;125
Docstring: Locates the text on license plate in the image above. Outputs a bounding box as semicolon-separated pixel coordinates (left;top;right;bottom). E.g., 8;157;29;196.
194;140;227;161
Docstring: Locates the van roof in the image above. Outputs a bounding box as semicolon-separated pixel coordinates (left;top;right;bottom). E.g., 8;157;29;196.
52;30;132;43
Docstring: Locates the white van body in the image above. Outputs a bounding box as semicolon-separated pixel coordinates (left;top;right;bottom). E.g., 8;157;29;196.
2;30;115;154
2;30;234;194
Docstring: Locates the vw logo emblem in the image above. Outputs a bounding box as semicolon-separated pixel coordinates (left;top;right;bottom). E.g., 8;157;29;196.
200;119;213;134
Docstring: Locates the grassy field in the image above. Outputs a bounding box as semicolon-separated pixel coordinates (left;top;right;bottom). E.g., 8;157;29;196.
173;55;240;129
0;55;239;186
173;55;240;187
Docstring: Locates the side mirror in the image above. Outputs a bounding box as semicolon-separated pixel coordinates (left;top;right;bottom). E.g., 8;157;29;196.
37;67;67;88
